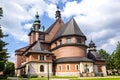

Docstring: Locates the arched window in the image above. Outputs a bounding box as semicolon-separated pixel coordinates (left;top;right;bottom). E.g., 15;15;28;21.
66;64;70;71
75;64;79;70
58;65;62;71
85;64;89;73
40;65;44;72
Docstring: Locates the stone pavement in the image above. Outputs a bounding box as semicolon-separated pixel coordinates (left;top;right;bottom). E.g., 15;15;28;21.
7;77;27;80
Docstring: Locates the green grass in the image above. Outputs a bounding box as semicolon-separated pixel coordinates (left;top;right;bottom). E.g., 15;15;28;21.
71;78;120;80
29;76;120;80
51;76;78;78
29;77;47;80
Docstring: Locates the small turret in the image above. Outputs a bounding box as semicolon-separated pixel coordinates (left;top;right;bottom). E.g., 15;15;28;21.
89;40;96;51
88;40;101;60
55;6;61;19
28;11;42;44
32;11;41;31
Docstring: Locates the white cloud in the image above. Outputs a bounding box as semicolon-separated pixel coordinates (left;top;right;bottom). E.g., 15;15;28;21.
1;0;120;62
45;0;67;4
62;0;120;53
0;0;57;43
46;4;57;19
23;23;33;30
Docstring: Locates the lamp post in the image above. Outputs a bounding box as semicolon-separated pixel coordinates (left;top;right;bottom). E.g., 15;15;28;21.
47;54;50;80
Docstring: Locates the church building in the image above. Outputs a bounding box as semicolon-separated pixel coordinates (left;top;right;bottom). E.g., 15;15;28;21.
15;8;107;77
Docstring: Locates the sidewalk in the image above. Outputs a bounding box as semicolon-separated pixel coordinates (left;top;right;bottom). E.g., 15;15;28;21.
50;79;69;80
7;77;27;80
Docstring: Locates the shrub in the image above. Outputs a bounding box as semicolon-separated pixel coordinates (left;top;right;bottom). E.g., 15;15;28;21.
30;75;38;78
21;74;28;78
0;75;7;79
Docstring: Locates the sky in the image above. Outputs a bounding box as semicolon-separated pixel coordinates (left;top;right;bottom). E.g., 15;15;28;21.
0;0;120;62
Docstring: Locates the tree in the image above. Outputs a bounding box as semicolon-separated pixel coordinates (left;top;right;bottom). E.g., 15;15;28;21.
114;41;120;69
0;27;9;72
5;62;15;76
0;8;9;74
98;49;112;69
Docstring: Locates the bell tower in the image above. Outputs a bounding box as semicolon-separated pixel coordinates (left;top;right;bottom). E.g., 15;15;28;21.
28;12;45;44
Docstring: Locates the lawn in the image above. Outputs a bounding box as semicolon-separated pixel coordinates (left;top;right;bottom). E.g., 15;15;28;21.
29;76;120;80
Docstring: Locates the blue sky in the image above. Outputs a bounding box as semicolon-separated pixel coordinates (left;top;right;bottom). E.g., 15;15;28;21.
0;0;120;62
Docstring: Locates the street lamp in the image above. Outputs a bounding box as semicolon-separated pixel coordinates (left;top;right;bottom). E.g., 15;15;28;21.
47;54;50;80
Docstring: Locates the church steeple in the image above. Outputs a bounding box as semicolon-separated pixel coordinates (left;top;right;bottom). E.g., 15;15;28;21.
32;11;41;31
55;6;61;19
29;11;42;44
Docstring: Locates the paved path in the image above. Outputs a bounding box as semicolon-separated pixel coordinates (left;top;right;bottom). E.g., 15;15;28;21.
7;77;69;80
7;77;27;80
50;79;69;80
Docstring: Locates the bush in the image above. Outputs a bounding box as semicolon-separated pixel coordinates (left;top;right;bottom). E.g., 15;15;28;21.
0;75;7;79
21;74;28;78
30;75;38;78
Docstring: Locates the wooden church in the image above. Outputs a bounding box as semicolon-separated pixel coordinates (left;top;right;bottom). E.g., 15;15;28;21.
15;8;107;77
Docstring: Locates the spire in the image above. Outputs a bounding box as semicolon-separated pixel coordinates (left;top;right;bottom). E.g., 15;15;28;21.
55;5;61;19
34;11;40;25
32;11;41;31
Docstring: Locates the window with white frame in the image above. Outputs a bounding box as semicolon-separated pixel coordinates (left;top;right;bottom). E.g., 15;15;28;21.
66;64;70;71
75;64;79;70
66;38;71;43
58;65;62;71
39;55;46;60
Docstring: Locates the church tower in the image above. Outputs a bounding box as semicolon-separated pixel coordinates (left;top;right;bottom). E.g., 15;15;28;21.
28;12;45;44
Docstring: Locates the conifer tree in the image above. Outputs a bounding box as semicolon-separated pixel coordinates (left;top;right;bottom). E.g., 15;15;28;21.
0;27;9;72
0;8;9;73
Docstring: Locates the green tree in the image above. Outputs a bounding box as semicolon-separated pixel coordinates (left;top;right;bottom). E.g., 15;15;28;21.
0;8;9;74
0;27;9;72
114;41;120;69
5;62;15;76
98;49;112;69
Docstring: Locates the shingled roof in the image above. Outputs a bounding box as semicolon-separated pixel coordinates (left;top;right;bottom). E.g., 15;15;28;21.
52;18;86;41
56;57;93;63
30;40;52;54
24;40;52;55
88;51;101;60
88;40;103;61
